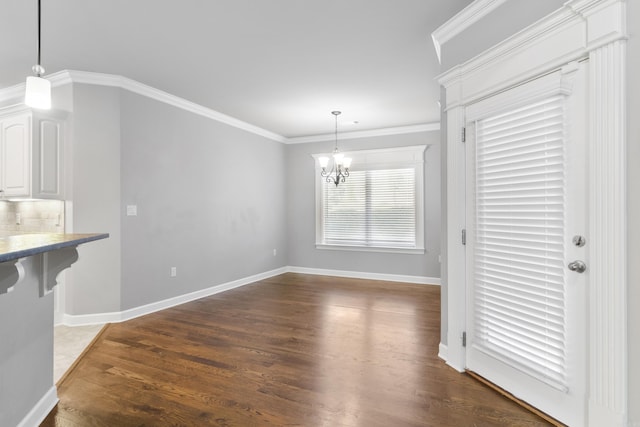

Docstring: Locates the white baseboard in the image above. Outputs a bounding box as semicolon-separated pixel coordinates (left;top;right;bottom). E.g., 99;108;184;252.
58;266;441;327
17;386;58;427
287;266;441;285
438;342;448;362
60;267;288;326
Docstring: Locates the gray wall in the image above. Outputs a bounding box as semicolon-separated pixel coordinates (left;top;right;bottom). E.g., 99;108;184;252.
441;0;564;70
65;84;122;315
63;84;288;314
627;0;639;422
286;131;441;280
119;91;288;310
0;257;53;427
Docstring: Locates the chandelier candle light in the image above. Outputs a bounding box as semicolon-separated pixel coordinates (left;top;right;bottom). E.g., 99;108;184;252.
25;0;51;110
319;111;351;187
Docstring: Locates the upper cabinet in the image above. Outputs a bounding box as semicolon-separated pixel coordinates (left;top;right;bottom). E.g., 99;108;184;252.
32;114;65;199
0;107;66;200
0;114;31;197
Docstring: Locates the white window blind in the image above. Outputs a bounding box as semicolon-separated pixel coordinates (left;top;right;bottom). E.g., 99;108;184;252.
322;168;416;248
472;95;568;391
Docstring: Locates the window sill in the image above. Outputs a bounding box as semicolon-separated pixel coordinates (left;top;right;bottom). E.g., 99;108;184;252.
316;244;425;255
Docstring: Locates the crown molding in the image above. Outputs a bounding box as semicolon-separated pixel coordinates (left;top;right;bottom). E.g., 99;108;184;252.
287;123;439;144
66;70;288;143
1;70;439;144
431;0;509;64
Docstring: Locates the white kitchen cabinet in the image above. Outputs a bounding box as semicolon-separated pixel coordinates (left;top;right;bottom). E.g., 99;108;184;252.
0;114;31;197
31;114;65;199
0;107;65;200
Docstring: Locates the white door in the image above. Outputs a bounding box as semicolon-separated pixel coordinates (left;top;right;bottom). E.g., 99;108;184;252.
464;63;588;426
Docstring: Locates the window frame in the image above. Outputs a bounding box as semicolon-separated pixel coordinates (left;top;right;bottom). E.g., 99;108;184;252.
313;145;426;254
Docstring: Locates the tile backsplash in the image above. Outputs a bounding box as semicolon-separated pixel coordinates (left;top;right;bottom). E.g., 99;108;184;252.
0;200;65;233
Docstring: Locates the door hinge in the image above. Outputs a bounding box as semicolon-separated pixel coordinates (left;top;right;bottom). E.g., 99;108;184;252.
462;331;467;347
462;229;466;245
461;127;466;142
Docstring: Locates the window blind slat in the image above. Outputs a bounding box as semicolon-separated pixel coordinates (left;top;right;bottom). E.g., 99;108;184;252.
472;95;568;389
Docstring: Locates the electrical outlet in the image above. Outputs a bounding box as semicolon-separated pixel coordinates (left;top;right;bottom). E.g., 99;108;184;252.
170;267;177;277
16;213;21;225
273;248;277;256
126;205;138;216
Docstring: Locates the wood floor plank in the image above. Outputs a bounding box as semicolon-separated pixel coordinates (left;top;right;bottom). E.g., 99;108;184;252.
41;273;553;426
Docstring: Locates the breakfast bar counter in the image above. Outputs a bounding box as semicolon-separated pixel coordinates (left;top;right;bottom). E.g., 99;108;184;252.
0;232;109;427
0;233;109;263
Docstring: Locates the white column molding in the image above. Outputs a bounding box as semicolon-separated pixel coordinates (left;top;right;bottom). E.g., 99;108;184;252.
587;38;627;427
443;105;466;372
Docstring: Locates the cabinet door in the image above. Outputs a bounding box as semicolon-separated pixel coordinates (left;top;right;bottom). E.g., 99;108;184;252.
32;117;64;199
1;115;31;197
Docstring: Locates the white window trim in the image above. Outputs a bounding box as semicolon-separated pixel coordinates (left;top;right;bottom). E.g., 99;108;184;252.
312;145;427;254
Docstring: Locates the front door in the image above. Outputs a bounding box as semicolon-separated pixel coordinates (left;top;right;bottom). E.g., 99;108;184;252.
464;62;588;426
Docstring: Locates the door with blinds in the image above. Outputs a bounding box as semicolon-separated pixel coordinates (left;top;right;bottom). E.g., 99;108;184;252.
464;62;587;426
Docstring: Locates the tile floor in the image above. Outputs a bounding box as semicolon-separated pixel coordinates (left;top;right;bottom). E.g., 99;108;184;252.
54;324;105;383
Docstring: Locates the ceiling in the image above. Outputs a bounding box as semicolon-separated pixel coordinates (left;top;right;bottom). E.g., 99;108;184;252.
0;0;472;139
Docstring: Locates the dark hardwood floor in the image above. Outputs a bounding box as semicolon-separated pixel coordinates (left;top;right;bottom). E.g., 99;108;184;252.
41;273;552;426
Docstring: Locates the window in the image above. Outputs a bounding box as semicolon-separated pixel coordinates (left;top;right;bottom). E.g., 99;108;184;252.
314;145;426;254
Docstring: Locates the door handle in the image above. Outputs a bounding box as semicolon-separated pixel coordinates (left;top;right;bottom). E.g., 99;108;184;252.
568;260;587;273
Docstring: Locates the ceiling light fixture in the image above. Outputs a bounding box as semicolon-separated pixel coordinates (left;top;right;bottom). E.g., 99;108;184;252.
319;111;351;187
25;0;51;110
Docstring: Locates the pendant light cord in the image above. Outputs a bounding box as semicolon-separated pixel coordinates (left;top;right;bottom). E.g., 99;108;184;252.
36;0;42;75
332;110;341;151
334;114;338;151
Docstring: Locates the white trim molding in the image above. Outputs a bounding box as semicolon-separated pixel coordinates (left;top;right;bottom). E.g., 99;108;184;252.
59;266;439;327
58;266;441;326
0;70;439;145
288;123;439;144
61;70;287;143
442;104;467;373
59;267;288;326
438;343;448;361
586;37;628;427
287;266;440;286
431;0;510;64
438;0;628;425
16;386;58;427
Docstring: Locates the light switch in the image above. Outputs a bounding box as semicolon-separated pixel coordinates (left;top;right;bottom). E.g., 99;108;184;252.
126;205;138;216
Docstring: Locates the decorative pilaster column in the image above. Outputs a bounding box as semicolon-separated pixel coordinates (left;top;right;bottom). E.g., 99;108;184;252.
587;37;627;426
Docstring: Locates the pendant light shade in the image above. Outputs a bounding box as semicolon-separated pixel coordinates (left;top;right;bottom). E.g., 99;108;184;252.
25;75;51;109
25;0;51;110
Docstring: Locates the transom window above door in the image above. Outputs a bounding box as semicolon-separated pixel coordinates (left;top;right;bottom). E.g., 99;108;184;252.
313;145;426;254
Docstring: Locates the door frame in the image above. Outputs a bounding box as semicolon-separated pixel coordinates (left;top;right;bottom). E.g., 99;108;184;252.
438;1;627;425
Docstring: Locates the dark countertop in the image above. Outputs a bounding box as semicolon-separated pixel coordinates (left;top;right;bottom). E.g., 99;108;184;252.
0;233;109;263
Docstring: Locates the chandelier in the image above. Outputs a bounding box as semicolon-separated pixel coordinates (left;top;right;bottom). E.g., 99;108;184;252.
25;0;51;110
319;111;351;187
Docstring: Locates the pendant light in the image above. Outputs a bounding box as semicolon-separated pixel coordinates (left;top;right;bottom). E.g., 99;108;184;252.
25;0;51;110
319;111;352;187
